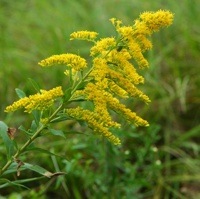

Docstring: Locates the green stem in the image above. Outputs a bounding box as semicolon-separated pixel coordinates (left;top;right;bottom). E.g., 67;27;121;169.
0;104;64;176
0;124;45;176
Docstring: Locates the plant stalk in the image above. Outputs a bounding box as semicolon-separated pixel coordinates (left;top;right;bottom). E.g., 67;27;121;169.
0;104;63;176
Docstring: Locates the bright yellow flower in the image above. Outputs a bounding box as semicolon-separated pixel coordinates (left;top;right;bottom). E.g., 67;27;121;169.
38;54;87;72
104;92;149;127
66;107;121;145
90;37;116;56
105;49;144;84
139;10;174;32
108;81;128;99
70;30;98;41
117;26;134;40
5;87;64;113
107;69;150;103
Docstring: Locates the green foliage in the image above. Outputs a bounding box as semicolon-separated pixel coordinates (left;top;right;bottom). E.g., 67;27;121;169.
0;122;16;159
0;0;200;198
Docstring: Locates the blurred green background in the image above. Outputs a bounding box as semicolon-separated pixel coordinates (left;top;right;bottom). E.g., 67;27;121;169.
0;0;200;198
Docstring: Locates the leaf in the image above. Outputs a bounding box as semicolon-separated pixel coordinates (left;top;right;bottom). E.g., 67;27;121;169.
31;110;41;126
49;128;66;139
76;81;89;90
50;114;71;123
72;143;87;150
18;125;33;136
64;88;72;102
22;163;66;178
15;88;26;99
0;178;30;189
1;162;20;176
175;124;200;144
22;163;53;178
28;78;41;93
0;121;15;159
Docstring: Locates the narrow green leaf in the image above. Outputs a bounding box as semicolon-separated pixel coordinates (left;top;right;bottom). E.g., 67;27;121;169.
15;88;26;99
22;163;66;178
64;88;72;102
18;125;33;136
175;124;200;144
0;121;15;159
28;78;41;92
0;178;30;189
76;81;89;90
50;115;71;123
1;162;24;176
30;120;38;133
72;143;87;150
49;128;66;139
22;163;53;178
31;110;41;126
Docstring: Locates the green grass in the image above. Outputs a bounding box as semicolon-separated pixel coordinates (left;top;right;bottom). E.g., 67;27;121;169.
0;0;200;198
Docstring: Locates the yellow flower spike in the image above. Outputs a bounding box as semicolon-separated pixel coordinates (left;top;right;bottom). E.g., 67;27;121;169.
5;87;64;113
5;97;29;113
90;57;109;81
70;30;98;41
132;20;153;51
104;92;149;127
108;81;128;99
107;69;150;103
116;26;149;68
38;53;87;72
126;38;149;68
66;107;121;145
139;10;174;32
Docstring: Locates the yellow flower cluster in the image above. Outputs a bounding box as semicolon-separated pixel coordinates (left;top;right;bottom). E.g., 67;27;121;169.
66;107;121;145
139;10;174;32
5;10;173;145
110;10;174;68
38;53;87;72
70;30;98;41
5;87;64;113
66;10;173;144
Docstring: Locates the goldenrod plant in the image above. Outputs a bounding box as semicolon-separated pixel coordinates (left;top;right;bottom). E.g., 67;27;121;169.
0;10;173;186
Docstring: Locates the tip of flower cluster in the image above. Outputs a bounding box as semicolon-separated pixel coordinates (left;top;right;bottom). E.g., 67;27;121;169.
139;10;174;32
38;54;87;72
70;31;98;41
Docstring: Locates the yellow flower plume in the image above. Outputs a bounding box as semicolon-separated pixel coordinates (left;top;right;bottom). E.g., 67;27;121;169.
70;30;98;41
5;87;64;113
38;53;87;72
5;10;173;145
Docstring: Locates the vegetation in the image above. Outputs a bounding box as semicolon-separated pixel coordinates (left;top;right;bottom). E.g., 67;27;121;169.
0;0;199;198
